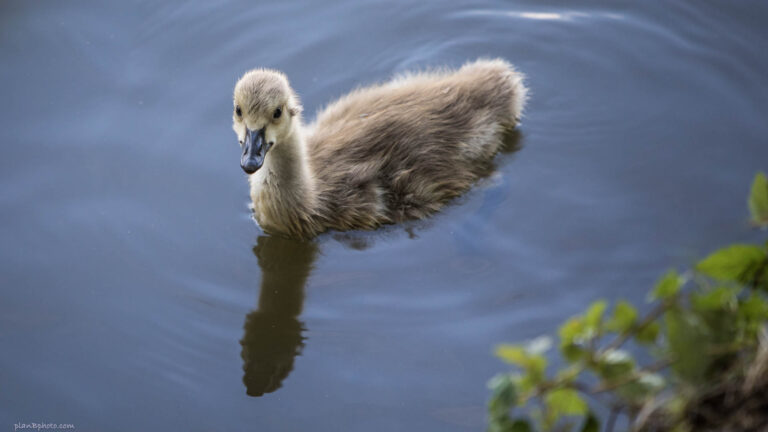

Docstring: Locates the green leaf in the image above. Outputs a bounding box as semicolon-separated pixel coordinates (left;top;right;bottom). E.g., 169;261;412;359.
561;343;587;363
558;316;587;363
487;373;518;419
665;309;710;383
584;300;608;329
580;412;600;432
605;301;638;333
525;355;547;385
496;345;528;367
494;344;547;385
544;388;588;417
759;264;768;291
692;286;740;311
487;412;514;432
597;349;635;381
749;172;768;226
737;293;768;340
559;317;590;362
510;419;533;432
559;317;586;343
739;292;768;321
696;244;766;284
559;317;585;346
650;270;682;301
636;322;660;344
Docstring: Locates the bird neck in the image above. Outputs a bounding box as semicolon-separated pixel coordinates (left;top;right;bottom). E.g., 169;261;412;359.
276;124;315;199
249;122;317;232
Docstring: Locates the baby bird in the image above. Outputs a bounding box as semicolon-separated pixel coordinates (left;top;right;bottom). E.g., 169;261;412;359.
232;58;527;239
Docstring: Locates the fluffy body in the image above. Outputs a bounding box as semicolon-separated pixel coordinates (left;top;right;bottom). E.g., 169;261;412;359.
232;59;528;239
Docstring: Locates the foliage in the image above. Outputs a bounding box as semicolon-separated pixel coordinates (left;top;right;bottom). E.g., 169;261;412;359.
749;172;768;227
488;173;768;432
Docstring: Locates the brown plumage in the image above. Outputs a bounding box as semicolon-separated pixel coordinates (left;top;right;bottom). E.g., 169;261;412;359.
232;58;528;239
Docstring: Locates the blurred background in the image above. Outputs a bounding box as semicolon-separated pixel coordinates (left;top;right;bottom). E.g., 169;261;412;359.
1;0;767;430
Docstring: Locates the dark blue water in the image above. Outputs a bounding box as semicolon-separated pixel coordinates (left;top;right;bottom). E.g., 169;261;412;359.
2;1;767;430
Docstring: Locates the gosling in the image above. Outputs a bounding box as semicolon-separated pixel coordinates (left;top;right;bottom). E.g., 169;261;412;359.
232;58;528;239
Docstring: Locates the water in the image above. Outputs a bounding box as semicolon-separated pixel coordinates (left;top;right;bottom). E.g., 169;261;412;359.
2;0;767;430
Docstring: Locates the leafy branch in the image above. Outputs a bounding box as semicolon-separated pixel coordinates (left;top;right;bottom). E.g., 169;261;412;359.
487;172;768;432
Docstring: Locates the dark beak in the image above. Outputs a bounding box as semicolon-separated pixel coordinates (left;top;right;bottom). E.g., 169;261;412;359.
241;127;268;174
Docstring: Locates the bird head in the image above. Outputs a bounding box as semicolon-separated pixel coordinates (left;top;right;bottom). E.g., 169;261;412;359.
233;69;303;174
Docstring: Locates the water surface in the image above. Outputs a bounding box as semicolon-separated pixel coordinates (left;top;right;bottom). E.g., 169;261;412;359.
2;1;768;430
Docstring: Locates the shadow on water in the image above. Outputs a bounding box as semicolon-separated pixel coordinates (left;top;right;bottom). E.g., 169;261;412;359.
240;235;318;397
498;128;523;155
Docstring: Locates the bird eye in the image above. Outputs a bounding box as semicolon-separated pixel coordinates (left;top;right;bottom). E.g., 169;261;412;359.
273;107;282;119
236;106;242;117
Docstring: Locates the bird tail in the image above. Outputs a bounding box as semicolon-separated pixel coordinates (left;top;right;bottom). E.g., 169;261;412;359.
463;58;529;124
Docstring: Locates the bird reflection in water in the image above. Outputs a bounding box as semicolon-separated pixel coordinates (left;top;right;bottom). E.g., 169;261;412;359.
240;235;318;397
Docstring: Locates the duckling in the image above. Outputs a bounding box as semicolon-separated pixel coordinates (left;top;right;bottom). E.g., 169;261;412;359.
232;58;528;239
